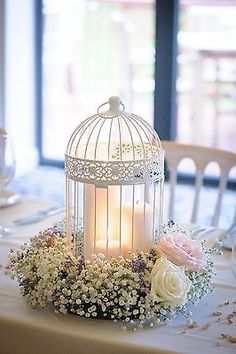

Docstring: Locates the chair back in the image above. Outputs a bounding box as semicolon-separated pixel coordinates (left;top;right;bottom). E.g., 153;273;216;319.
162;141;236;226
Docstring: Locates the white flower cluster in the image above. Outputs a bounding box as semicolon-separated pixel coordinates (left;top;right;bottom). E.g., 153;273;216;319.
9;223;216;330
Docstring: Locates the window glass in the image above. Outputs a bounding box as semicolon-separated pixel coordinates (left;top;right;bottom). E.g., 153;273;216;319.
42;0;155;161
176;1;236;177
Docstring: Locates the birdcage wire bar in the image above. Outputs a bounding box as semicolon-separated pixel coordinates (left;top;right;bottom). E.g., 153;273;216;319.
65;97;164;259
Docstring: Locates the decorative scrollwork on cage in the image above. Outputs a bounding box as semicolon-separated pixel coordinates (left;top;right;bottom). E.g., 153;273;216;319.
65;152;164;186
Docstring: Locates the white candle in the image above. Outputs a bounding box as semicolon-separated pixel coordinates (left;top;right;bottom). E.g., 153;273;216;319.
95;240;120;257
84;184;119;258
84;184;153;258
121;202;153;256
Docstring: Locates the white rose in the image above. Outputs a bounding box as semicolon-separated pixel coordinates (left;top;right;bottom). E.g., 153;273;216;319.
150;257;191;306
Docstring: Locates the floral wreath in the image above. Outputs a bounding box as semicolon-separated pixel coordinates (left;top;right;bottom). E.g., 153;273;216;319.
9;221;221;330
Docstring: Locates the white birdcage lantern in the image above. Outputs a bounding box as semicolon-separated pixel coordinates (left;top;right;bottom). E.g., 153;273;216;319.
65;97;164;259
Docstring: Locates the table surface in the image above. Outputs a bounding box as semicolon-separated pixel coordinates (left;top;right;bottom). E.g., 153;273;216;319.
0;198;236;354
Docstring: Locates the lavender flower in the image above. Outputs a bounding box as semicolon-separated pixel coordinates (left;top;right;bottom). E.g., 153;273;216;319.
77;255;85;272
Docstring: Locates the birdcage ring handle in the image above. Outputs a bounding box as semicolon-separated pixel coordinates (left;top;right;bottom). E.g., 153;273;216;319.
97;100;125;118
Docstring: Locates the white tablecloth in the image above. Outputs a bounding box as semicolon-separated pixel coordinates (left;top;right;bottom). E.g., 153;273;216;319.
0;198;235;354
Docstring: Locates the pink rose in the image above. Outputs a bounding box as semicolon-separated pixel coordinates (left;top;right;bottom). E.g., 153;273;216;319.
158;234;205;272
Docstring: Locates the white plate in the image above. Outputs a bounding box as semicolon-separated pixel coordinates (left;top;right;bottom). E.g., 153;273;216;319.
0;190;21;208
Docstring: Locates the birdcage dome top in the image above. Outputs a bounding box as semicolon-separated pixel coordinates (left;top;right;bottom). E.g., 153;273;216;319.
65;97;164;185
66;96;162;161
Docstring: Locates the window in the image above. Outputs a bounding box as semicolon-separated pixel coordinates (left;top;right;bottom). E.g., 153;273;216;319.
41;0;155;162
39;0;236;183
176;0;236;178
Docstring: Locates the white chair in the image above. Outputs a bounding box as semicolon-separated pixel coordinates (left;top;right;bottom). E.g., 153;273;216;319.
162;141;236;227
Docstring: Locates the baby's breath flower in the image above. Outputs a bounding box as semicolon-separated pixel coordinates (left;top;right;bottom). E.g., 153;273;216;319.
8;222;216;331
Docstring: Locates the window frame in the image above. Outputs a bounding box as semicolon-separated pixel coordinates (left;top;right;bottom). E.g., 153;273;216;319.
0;0;5;128
36;0;236;190
36;0;178;168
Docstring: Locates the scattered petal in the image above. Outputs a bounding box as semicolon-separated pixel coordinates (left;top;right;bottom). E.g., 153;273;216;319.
187;321;199;329
220;334;236;344
219;301;230;307
200;323;211;331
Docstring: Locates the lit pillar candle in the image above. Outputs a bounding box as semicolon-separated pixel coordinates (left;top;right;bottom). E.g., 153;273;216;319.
95;240;120;257
84;184;119;258
121;202;153;256
84;183;95;258
84;184;153;258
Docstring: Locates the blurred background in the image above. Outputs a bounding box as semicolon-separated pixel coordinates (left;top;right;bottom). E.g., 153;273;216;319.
0;0;235;226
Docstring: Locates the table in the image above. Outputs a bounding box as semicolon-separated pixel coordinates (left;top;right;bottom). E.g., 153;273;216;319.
0;198;235;354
